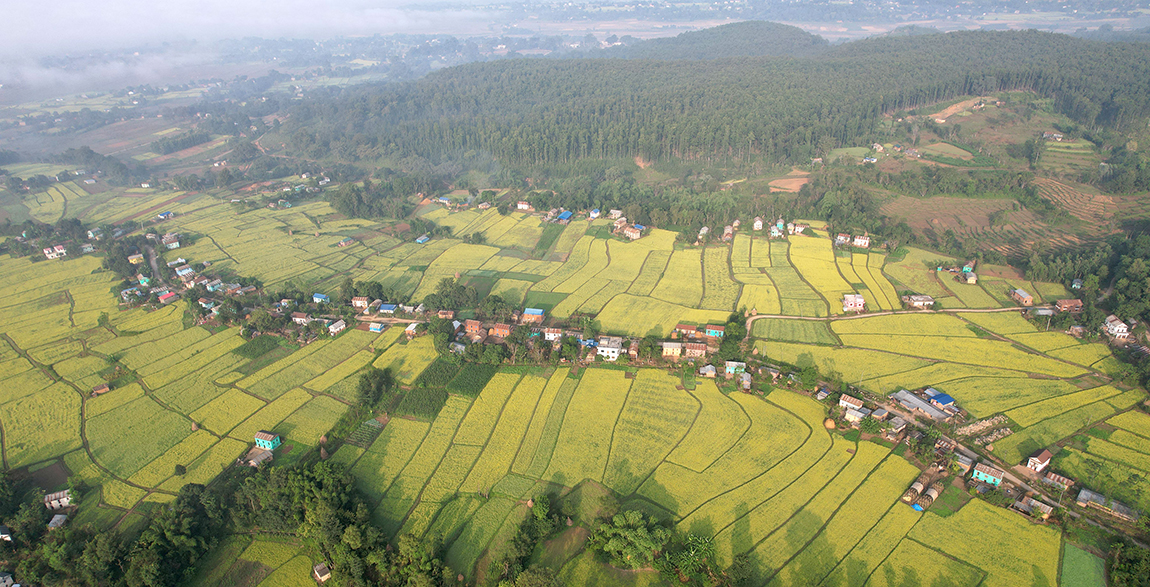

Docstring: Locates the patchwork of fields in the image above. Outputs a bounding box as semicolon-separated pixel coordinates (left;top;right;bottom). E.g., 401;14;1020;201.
5;184;1143;587
335;368;1062;585
0;252;420;528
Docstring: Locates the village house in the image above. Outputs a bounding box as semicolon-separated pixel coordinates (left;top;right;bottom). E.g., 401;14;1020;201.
705;324;725;338
379;304;397;314
337;237;355;247
1043;471;1074;490
0;526;10;542
844;407;872;424
971;463;1004;487
740;372;753;391
314;562;333;583
732;219;741;230
464;320;484;335
962;272;978;284
597;337;624;361
699;364;717;378
628;340;640;359
48;514;68;530
254;431;282;450
80;243;96;254
722;225;734;242
724;361;747;375
543;327;563;342
557;211;573;223
328;320;346;335
662;341;683;360
792;223;808;234
589;209;601;219
246;449;274;467
890;389;949;421
839;394;864;411
1014;496;1054;520
312;293;329;304
613;217;629;231
44;490;73;510
405;323;420;339
490;323;512;338
1104;314;1129;339
753;217;764;231
902;294;935;309
43;245;67;260
351;297;370;309
415;234;430;244
623;225;643;240
842;294;866;313
675;324;698;339
1071;278;1084;290
834;233;851;246
369;323;384;333
92;383;110;396
521;308;545;324
158;292;179;304
1011;288;1034;306
852;234;870;248
291;312;311;326
1055;299;1083;313
437;310;455;319
697;226;709;240
1027;449;1053;473
683;342;707;359
161;233;181;249
609;209;623;219
198;298;214;309
517;201;532;211
1043;131;1064;141
87;228;103;240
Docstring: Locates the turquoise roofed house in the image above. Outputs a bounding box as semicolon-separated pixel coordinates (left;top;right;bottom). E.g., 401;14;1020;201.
313;293;329;304
970;463;1003;487
254;430;282;451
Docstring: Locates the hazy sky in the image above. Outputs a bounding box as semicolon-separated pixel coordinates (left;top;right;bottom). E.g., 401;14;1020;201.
1;0;500;56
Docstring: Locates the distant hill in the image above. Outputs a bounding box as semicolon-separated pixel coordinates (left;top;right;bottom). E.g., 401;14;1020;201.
884;25;943;37
604;21;830;60
1072;24;1150;43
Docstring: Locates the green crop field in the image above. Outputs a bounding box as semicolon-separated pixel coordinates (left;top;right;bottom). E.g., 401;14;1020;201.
2;178;1138;586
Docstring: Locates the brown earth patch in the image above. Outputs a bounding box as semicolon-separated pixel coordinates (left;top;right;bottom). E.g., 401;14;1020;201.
768;177;810;192
930;96;994;122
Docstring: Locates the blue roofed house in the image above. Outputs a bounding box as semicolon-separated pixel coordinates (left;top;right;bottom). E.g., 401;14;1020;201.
705;324;726;338
589;209;601;219
557;210;573;222
313;293;330;304
254;431;282;450
415;234;430;244
379;304;397;314
725;361;747;375
369;322;384;333
930;394;955;409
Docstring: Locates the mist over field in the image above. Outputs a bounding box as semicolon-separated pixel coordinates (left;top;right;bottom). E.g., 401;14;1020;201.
2;0;496;55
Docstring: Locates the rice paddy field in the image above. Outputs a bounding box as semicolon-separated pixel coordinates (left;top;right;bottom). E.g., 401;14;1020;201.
3;184;1139;587
339;368;1066;585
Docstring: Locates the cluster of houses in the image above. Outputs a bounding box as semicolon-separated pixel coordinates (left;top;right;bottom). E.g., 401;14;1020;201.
0;489;75;562
833;233;872;249
696;217;809;244
834;393;909;435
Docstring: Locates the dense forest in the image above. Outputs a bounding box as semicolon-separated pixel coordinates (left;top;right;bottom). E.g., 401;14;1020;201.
275;28;1150;170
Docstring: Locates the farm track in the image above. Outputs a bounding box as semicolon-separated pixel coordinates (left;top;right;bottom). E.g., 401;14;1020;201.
0;333;168;499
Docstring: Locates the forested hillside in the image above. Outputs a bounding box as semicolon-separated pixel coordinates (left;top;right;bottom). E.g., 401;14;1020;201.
277;29;1150;168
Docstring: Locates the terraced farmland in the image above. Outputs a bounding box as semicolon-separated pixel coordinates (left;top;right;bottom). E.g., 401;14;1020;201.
337;367;1064;585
